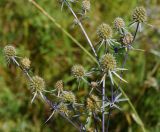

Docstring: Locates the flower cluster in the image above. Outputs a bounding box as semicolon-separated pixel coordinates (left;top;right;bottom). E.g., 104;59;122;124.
3;2;149;132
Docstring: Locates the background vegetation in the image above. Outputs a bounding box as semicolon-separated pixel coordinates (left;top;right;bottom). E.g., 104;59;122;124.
0;0;160;131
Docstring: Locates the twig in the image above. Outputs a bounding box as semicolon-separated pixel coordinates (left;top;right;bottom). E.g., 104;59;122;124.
102;74;106;132
106;108;112;132
11;57;81;131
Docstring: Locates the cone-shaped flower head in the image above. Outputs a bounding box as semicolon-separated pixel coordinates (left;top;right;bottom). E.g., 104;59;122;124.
3;45;16;59
132;6;147;23
55;80;63;91
122;32;133;45
21;57;31;69
114;17;125;29
71;64;85;78
100;53;117;71
82;0;90;12
30;76;45;92
87;95;100;111
62;91;76;104
97;23;112;40
58;103;69;116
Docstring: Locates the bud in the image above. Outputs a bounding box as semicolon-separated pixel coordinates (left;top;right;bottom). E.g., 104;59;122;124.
62;91;76;104
55;80;63;91
3;45;16;59
132;6;147;23
82;0;90;12
87;95;100;111
30;76;45;92
21;57;31;69
114;17;125;29
97;23;112;40
91;82;98;89
122;32;133;45
71;64;85;78
100;53;117;71
55;80;63;97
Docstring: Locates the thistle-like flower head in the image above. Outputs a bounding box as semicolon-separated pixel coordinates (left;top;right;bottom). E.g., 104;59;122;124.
30;76;45;92
100;53;117;71
82;0;90;12
97;23;112;40
132;6;147;23
71;64;85;78
55;80;63;91
21;57;31;69
114;17;125;29
3;45;16;59
86;94;100;111
122;32;133;45
62;91;76;104
58;103;69;116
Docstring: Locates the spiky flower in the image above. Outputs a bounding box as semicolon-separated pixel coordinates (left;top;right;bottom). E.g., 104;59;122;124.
62;91;76;104
58;103;69;116
100;53;117;71
55;80;63;97
30;76;45;92
87;95;100;111
122;32;133;45
21;57;31;69
97;23;112;40
132;6;147;23
114;17;125;30
71;64;85;78
55;80;63;91
3;45;16;59
82;0;90;12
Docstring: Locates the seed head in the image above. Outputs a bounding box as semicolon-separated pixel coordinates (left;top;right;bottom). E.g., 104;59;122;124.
86;95;100;111
82;0;90;12
62;91;76;104
100;53;117;71
97;23;112;40
3;45;16;59
71;64;85;78
58;103;69;116
114;17;125;29
30;76;45;92
122;32;133;45
55;80;63;91
132;6;147;23
21;57;31;69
